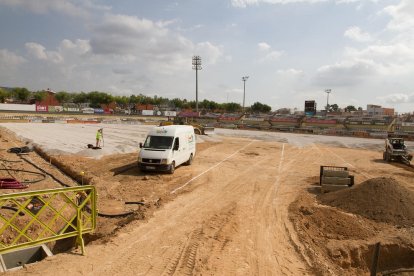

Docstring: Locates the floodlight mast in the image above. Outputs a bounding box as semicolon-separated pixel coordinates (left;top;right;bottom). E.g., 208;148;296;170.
325;89;331;113
192;56;202;112
242;76;249;113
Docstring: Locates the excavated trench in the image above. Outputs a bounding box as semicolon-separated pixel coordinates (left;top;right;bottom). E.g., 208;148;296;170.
32;145;92;186
331;241;414;273
2;143;146;253
371;242;414;273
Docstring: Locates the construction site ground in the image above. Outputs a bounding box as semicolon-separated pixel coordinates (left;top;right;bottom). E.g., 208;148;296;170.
0;123;413;275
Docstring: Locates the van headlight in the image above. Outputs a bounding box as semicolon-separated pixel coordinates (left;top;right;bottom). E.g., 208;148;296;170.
160;159;168;164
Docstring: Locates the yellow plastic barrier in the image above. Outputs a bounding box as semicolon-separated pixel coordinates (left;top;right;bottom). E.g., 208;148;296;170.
0;186;96;255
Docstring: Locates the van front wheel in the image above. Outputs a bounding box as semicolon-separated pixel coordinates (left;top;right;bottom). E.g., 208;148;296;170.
186;154;193;165
169;161;175;174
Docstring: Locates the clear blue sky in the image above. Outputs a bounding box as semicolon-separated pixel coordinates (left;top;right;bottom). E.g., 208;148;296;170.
0;0;413;112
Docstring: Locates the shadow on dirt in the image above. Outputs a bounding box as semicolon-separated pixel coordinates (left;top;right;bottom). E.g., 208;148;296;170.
111;162;140;176
372;158;386;164
372;158;414;172
111;162;172;176
306;186;321;196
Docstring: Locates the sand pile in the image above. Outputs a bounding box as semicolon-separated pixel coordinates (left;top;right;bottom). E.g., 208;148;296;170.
318;177;414;227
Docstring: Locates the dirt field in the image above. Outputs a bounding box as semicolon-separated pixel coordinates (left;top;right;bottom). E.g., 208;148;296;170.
0;123;413;275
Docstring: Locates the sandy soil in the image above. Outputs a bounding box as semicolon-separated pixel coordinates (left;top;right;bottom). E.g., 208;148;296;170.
0;123;413;275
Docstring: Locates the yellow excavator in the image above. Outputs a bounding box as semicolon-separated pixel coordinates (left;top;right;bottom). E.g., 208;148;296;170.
159;117;215;135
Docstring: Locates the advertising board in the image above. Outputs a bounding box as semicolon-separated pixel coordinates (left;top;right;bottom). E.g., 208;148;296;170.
163;111;177;117
36;104;48;112
141;110;154;116
0;103;36;111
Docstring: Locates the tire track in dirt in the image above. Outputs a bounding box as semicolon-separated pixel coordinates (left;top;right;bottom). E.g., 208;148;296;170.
278;148;318;273
157;142;290;275
188;145;314;274
161;228;203;276
260;145;318;275
264;143;334;275
161;203;239;276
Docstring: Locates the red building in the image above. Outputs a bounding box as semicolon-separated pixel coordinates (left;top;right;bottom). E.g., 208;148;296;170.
35;88;59;106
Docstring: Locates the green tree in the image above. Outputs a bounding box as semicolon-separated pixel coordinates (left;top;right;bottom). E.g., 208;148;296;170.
114;96;129;108
170;98;184;109
329;103;339;112
222;102;241;113
344;105;357;112
87;91;113;107
32;91;47;102
129;95;140;105
0;88;10;103
251;102;272;113
12;87;30;102
73;92;88;104
55;91;72;104
201;99;220;111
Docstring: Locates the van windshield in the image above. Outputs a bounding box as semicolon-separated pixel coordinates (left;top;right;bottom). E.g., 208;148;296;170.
143;136;174;149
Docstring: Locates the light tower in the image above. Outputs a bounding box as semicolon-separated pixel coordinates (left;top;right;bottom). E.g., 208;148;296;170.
325;89;331;113
242;76;249;113
192;56;202;112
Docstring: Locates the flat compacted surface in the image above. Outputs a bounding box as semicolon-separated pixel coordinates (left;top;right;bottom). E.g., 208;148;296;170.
1;123;413;275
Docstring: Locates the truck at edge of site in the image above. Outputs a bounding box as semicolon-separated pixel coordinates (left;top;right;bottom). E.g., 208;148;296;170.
138;125;196;174
383;134;412;165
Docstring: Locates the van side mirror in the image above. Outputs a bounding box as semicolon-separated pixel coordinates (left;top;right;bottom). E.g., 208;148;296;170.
139;142;143;148
173;143;179;151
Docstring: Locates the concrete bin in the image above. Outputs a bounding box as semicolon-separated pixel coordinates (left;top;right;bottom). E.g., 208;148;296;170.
0;244;53;272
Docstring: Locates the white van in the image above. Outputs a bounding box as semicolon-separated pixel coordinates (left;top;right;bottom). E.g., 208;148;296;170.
138;125;196;173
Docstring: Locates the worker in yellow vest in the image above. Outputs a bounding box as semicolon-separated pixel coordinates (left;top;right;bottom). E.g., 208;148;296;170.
96;128;103;147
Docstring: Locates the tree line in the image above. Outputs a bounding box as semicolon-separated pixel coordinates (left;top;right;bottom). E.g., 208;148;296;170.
0;87;362;114
0;87;272;113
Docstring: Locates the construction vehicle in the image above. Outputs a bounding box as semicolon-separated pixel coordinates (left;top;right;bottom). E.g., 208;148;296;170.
383;135;412;165
319;166;354;193
159;117;214;135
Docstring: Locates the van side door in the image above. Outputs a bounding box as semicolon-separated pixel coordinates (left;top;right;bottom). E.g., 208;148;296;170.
173;137;183;166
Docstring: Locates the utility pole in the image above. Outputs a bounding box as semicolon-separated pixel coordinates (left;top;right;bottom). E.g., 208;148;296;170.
192;56;202;112
242;76;249;113
325;89;331;113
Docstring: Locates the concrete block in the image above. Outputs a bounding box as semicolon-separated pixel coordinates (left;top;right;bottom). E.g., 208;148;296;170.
322;170;349;178
321;176;350;185
321;184;350;193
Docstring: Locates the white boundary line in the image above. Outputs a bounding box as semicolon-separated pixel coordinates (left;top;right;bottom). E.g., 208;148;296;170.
274;143;285;194
277;143;285;173
322;147;376;179
170;140;256;194
323;147;355;168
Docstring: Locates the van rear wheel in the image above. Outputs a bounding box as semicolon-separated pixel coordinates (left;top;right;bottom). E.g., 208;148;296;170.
168;161;175;174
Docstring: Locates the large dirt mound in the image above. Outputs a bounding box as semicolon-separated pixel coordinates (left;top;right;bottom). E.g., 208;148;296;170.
318;177;414;227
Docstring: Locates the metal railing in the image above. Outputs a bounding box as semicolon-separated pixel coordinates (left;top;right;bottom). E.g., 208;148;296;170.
0;186;96;255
